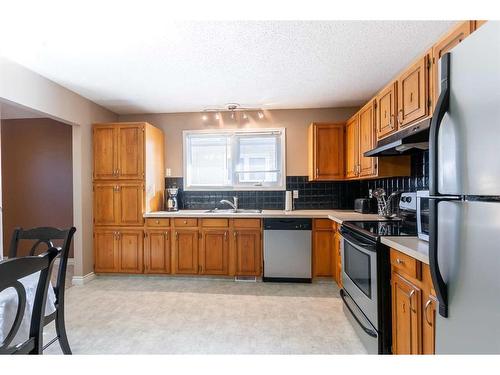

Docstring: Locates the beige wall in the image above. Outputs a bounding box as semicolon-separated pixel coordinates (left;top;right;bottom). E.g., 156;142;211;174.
0;57;117;277
120;107;358;176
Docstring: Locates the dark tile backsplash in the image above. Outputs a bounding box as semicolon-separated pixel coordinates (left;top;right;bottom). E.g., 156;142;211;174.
166;151;429;210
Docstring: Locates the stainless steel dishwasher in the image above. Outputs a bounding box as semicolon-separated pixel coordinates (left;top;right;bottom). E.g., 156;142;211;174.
263;218;312;283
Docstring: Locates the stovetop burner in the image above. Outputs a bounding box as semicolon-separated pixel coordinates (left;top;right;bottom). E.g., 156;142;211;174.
343;219;417;240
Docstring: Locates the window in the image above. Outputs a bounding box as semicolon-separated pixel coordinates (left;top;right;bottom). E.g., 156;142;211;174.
183;128;286;190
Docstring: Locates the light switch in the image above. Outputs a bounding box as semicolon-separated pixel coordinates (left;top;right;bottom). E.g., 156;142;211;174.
293;190;299;199
166;168;172;177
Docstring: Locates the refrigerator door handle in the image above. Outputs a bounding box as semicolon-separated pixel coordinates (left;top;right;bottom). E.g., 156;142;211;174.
429;198;448;317
429;52;450;196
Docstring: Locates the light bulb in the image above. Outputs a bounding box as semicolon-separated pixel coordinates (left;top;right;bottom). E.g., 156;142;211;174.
242;113;248;120
202;114;208;121
258;112;264;119
215;113;220;120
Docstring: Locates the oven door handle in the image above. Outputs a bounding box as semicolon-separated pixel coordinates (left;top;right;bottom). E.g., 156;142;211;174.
340;289;377;338
339;228;376;251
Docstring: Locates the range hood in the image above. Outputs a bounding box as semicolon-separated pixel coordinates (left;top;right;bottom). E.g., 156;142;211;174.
364;118;431;157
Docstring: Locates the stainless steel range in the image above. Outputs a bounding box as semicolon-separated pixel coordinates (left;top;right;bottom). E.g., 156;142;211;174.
340;192;417;354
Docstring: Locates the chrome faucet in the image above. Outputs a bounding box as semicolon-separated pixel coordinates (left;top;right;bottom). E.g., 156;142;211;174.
220;196;238;210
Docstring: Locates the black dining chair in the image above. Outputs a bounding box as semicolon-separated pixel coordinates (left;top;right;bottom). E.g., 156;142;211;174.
0;247;59;354
8;227;76;354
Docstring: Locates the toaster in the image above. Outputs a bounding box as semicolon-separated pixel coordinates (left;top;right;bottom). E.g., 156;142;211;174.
354;198;377;214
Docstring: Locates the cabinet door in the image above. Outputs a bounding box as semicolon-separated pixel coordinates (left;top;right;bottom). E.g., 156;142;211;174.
94;183;120;225
200;229;229;275
93;126;117;180
345;115;359;179
312;229;334;277
422;294;437;354
376;81;398;139
173;229;199;274
94;229;118;272
431;21;472;107
397;55;429;128
117;229;143;273
310;123;344;180
117;124;144;180
118;183;144;226
392;272;422;354
234;230;261;276
144;230;171;274
334;231;342;287
358;101;377;178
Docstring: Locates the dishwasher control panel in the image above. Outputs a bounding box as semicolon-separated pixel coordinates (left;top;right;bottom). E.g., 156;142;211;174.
263;218;312;230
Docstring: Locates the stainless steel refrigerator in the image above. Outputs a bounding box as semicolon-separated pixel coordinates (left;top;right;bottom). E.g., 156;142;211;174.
429;21;500;354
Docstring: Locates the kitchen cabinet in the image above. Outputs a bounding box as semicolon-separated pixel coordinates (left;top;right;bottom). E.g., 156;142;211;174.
144;230;171;274
358;101;377;177
390;248;436;355
334;228;342;287
397;54;430;128
345;114;359;179
173;229;199;274
312;219;335;277
431;21;473;107
376;81;398;139
93;182;143;226
391;272;422;354
94;228;143;273
93;125;117;180
234;229;262;276
308;123;345;181
199;228;230;275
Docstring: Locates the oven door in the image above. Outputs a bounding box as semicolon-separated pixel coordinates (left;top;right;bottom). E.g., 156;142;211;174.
340;228;378;329
417;190;430;241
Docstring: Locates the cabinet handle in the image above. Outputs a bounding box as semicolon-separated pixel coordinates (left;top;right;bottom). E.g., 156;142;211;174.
390;114;395;129
224;231;228;240
397;109;403;125
424;299;433;326
155;220;160;224
396;258;405;265
316;167;319;176
233;231;237;239
183;220;187;224
165;232;169;240
175;231;178;240
409;289;416;313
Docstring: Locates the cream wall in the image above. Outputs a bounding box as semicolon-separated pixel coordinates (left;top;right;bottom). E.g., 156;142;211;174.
0;57;118;277
120;107;358;177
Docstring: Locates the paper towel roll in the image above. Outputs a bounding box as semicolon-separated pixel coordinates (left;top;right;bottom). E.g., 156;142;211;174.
285;191;293;211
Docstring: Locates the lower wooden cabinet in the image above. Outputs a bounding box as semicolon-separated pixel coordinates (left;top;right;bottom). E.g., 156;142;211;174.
144;229;171;274
391;272;422;354
173;229;199;274
199;228;229;275
312;219;335;277
390;248;436;355
94;228;143;273
234;229;261;276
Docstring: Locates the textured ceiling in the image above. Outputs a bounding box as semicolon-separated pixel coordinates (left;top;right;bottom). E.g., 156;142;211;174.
0;20;455;114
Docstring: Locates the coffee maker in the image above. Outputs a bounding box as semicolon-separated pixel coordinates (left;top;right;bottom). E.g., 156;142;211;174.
166;187;179;211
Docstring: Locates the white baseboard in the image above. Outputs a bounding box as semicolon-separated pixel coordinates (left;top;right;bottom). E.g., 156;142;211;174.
72;272;96;286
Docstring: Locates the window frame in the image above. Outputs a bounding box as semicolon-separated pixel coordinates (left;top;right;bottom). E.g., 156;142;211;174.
183;128;286;191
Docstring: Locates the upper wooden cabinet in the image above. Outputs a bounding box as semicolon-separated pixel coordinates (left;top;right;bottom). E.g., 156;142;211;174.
358;101;377;178
308;123;345;181
376;81;398;139
345;115;359;179
397;54;430;128
93;125;117;180
431;21;474;106
93;182;144;226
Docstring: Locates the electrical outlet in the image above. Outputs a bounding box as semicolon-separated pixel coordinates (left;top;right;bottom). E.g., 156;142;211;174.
166;168;172;177
293;190;299;199
369;189;373;198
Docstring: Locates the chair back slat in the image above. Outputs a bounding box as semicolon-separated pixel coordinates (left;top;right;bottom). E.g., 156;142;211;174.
0;248;59;354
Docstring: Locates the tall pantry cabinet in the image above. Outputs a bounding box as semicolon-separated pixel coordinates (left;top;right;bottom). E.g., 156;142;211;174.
93;122;165;273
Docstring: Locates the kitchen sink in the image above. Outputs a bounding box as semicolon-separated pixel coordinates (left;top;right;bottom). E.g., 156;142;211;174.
205;208;262;214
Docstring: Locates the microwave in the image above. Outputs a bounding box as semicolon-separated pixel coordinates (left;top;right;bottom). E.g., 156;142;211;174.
417;190;429;241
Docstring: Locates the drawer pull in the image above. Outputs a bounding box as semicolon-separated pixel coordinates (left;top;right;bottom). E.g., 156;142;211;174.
155;220;160;224
396;258;405;264
183;220;187;224
424;299;433;326
409;289;416;313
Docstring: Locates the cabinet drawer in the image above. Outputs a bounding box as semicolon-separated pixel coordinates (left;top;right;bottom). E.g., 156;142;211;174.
314;218;333;230
390;249;421;279
201;218;229;227
146;218;170;227
232;218;261;229
174;218;198;227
